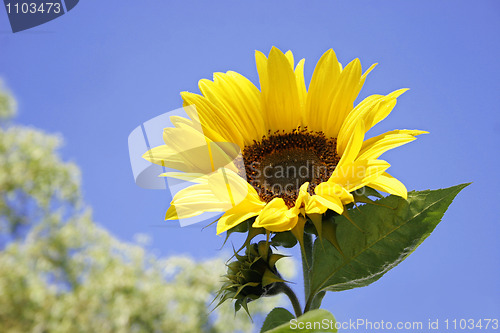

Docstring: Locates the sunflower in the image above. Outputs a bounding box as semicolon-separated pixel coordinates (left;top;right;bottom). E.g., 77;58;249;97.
143;47;426;235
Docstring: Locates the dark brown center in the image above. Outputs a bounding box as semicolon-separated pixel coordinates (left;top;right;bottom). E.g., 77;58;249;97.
241;128;340;208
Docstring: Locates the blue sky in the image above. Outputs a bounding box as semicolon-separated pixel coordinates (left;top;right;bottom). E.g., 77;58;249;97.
1;1;499;331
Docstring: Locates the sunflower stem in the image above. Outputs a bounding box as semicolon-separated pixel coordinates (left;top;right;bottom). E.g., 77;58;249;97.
302;232;313;313
280;283;302;318
304;290;325;313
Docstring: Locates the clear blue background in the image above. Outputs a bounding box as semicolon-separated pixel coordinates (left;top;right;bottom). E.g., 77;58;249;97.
1;1;499;332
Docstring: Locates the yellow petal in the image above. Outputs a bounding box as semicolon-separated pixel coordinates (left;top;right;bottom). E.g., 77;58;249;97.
142;144;178;166
295;59;307;112
167;170;256;222
166;184;229;220
218;71;264;128
217;210;260;235
284;50;295;68
315;182;354;204
165;205;178;220
160;172;209;183
255;50;269;105
329;159;390;192
208;169;251;206
198;71;265;144
357;129;428;161
289;181;310;215
368;172;408;199
143;140;211;174
169;115;195;128
337;119;365;167
326;63;376;138
355;63;377;98
312;193;344;215
305;49;341;132
252;197;299;232
216;191;265;234
303;195;329;215
336;95;383;154
148;123;238;173
363;90;407;130
198;78;253;144
181;92;244;147
298;182;329;215
324;58;362;137
264;47;301;132
337;89;408;151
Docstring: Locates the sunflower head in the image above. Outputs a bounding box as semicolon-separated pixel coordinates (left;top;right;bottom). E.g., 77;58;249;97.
143;46;427;235
215;241;286;315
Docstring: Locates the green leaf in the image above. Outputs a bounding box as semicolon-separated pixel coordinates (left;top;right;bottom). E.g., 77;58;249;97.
262;309;337;333
260;307;295;333
308;184;469;298
353;186;383;199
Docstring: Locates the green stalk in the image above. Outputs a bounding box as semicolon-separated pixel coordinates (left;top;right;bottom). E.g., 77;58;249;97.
302;232;313;313
302;232;326;313
305;291;325;313
280;283;303;318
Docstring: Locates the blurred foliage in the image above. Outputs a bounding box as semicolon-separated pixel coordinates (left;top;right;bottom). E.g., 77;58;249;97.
0;80;16;120
0;125;81;238
0;213;281;333
0;82;80;238
0;83;285;332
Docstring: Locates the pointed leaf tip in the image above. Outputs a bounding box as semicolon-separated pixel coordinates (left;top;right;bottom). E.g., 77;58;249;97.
308;184;469;294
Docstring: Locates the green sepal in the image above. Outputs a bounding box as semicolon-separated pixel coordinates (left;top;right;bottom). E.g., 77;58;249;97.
321;218;343;256
308;214;324;252
216;240;288;316
290;216;308;267
242;269;261;283
341;208;363;232
309;213;323;240
234;281;260;298
268;253;287;269
227;225;266;261
351;186;391;209
222;218;250;245
258;241;270;259
213;291;234;310
222;217;265;250
270;231;297;248
353;195;377;205
240;227;266;250
262;269;286;287
303;221;318;235
238;299;252;320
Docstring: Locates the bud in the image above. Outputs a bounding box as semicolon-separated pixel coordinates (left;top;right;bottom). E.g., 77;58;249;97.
215;241;287;315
